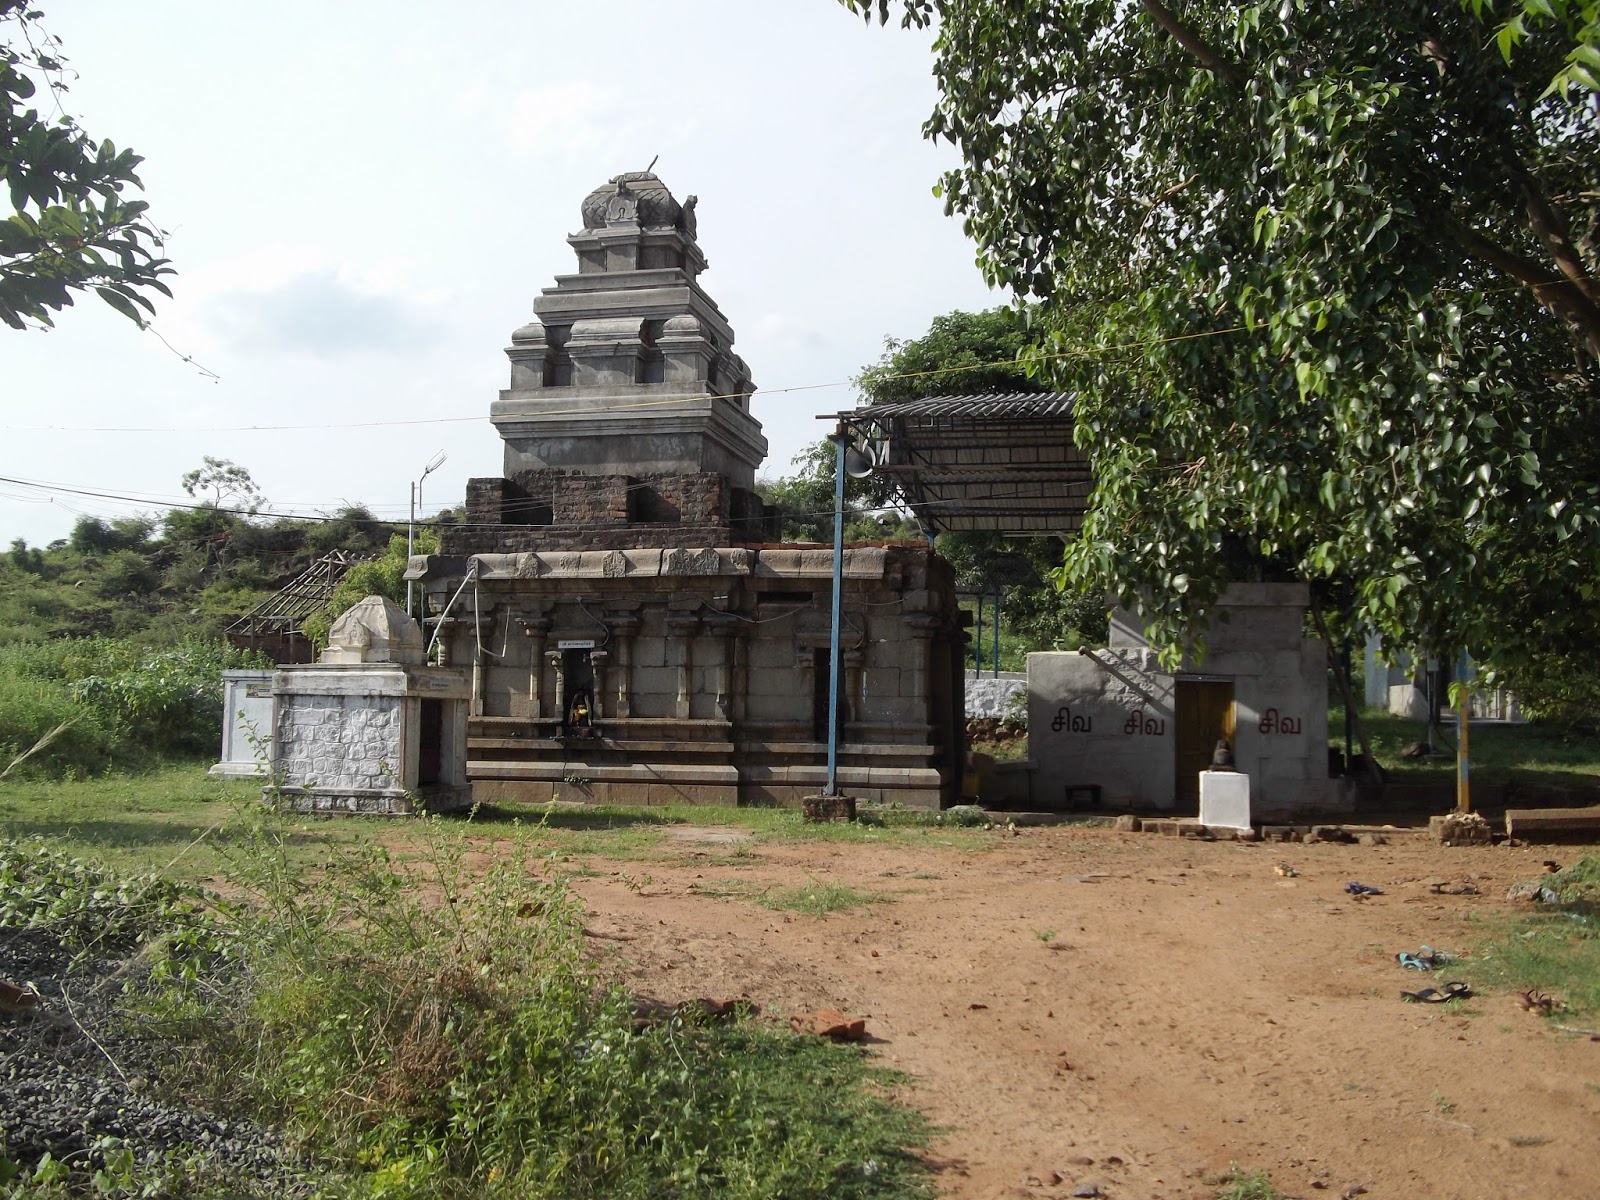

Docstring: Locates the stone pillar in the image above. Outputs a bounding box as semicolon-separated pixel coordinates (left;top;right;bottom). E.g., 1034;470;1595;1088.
518;613;551;718
609;612;641;718
466;611;497;717
666;613;700;720
796;644;816;693
589;649;609;721
843;647;865;731
905;612;941;711
434;618;457;667
546;650;566;724
730;628;749;723
701;611;742;721
471;637;486;718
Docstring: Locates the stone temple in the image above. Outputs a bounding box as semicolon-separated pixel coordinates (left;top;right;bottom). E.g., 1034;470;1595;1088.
408;171;965;808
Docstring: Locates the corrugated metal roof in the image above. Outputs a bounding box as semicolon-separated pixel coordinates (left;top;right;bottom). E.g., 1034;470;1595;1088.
839;392;1074;421
832;392;1090;536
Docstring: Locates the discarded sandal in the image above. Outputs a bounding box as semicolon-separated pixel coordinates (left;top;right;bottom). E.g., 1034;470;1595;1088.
1402;987;1446;1003
1395;946;1452;971
1346;882;1385;896
1401;981;1472;1004
1516;989;1558;1016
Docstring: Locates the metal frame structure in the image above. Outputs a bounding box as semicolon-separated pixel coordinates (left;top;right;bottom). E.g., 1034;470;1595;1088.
224;550;369;664
835;392;1089;535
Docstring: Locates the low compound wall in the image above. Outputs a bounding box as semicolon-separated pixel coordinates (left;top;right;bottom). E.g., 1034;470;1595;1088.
965;671;1027;719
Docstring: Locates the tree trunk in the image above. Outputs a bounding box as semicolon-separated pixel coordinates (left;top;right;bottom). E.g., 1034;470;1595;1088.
1310;602;1384;787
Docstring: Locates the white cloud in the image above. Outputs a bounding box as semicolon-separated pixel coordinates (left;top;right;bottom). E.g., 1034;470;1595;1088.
207;271;440;357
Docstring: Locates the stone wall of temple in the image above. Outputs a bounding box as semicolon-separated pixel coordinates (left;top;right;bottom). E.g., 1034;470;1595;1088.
408;169;965;809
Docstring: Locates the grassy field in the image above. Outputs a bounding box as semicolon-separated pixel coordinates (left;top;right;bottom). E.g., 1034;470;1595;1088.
0;765;374;882
1336;708;1600;797
0;760;994;889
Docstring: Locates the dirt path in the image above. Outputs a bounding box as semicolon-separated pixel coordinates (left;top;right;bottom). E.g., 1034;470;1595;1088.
566;825;1600;1200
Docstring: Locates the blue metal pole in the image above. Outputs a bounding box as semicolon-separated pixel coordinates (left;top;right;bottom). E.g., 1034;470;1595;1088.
826;427;847;797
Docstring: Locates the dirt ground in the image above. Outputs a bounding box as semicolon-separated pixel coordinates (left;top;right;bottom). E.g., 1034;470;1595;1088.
564;823;1600;1200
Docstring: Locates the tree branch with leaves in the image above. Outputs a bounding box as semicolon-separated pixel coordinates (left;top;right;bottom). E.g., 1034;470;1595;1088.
840;0;1600;714
1;0;173;330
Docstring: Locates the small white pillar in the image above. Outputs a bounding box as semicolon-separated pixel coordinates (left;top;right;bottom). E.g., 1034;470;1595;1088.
1199;769;1251;831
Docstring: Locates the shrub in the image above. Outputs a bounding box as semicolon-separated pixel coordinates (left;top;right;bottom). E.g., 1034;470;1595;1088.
0;636;264;775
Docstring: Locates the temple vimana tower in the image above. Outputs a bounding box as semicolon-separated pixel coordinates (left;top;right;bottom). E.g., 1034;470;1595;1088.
409;171;964;807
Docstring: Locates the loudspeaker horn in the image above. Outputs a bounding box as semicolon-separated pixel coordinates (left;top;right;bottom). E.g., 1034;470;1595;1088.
843;442;876;478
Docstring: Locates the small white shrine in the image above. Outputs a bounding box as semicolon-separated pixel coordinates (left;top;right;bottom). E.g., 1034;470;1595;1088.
268;596;472;815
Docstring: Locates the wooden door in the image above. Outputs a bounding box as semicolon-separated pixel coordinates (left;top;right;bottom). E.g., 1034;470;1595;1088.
1174;679;1234;811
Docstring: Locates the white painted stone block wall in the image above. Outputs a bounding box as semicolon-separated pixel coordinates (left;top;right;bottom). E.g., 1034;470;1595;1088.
1030;583;1341;817
275;694;405;794
1028;649;1174;808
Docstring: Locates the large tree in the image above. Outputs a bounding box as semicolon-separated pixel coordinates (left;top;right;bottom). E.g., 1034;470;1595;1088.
1;0;171;329
844;0;1600;712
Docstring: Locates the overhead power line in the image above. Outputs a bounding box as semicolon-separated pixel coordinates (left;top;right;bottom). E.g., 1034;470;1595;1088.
0;325;1247;434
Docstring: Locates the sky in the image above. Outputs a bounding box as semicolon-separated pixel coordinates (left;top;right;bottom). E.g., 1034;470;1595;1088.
1;0;999;548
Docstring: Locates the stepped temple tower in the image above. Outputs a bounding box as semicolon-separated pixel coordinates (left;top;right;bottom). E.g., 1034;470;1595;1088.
408;171;965;807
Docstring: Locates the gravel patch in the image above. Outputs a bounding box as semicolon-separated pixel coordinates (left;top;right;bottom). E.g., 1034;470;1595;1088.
0;926;313;1195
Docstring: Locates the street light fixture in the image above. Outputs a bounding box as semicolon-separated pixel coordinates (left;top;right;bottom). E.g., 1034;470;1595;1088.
407;450;447;617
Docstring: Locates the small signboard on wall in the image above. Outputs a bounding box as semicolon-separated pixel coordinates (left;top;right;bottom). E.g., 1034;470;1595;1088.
558;639;596;650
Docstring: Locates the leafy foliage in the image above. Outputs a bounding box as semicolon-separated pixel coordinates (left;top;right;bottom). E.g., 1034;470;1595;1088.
181;457;266;515
0;636;264;775
758;440;916;544
844;1;1600;691
0;0;173;329
0;835;221;951
854;307;1041;402
301;530;435;650
1473;0;1600;95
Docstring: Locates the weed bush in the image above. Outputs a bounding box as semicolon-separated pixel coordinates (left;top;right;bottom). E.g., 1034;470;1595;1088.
0;837;223;952
138;813;933;1200
0;636;262;776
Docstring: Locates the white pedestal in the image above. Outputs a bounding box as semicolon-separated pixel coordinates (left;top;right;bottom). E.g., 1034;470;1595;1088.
210;669;275;778
1199;769;1251;830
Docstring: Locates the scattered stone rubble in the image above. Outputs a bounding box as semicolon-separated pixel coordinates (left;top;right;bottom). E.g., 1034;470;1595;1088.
0;927;311;1194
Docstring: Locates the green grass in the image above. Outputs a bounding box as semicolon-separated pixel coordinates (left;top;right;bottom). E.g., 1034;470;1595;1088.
0;780;990;892
691;877;891;916
757;878;889;916
0;760;371;879
1337;707;1600;795
1471;858;1600;1019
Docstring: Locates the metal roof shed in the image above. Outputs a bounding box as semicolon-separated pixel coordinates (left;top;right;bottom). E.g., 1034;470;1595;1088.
836;392;1090;535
